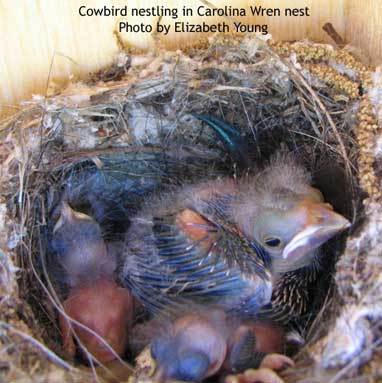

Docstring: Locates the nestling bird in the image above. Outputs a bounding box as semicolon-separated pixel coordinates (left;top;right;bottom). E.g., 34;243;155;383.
50;202;135;363
133;308;293;382
46;137;231;361
119;115;350;322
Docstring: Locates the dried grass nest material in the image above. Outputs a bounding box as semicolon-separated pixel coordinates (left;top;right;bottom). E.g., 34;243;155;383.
0;34;382;383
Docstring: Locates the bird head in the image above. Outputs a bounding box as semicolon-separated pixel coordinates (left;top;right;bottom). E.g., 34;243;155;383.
152;338;211;382
234;154;350;272
51;201;113;287
150;311;228;382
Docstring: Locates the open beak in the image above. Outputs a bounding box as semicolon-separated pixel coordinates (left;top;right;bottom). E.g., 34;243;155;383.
282;202;351;260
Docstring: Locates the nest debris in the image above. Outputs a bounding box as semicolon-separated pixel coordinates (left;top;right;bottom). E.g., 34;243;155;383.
0;34;381;383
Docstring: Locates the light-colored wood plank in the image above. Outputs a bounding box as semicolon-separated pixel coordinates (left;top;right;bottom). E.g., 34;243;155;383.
150;0;345;48
345;0;382;65
0;0;122;116
1;0;382;117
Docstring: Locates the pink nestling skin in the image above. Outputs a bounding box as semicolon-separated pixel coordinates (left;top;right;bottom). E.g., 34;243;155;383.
52;202;134;363
59;278;134;363
244;322;284;354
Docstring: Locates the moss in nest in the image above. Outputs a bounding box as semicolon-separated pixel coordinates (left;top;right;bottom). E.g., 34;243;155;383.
0;35;380;383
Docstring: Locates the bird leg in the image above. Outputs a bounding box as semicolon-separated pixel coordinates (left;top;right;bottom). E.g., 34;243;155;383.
224;354;294;383
260;354;294;371
225;367;286;383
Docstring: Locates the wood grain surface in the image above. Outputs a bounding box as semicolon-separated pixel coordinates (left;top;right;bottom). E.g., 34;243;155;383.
0;0;380;117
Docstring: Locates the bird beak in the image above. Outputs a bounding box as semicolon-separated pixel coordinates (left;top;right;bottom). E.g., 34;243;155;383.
53;202;92;233
282;202;351;260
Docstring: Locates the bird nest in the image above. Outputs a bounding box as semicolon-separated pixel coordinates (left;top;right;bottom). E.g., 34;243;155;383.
1;34;382;383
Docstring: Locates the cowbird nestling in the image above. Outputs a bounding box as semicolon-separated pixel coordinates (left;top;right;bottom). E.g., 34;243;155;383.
50;202;134;363
133;308;293;382
191;115;351;327
119;144;350;317
120;176;272;315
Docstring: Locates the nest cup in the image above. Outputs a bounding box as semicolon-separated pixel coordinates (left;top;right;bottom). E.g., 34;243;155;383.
1;35;381;382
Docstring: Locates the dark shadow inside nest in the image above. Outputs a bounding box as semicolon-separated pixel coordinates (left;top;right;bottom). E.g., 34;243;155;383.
17;74;364;378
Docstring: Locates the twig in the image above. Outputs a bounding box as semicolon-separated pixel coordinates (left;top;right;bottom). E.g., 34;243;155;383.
288;63;353;178
0;321;76;372
323;23;346;47
260;39;353;178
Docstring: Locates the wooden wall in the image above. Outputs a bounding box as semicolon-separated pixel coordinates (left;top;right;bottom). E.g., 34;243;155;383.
345;0;382;64
0;0;380;117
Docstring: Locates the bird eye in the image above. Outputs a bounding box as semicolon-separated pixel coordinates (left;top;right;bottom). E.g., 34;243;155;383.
264;237;282;248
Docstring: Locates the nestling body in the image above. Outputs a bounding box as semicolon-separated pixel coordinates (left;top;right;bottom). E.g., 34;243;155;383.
135;308;293;382
51;202;134;363
119;149;350;319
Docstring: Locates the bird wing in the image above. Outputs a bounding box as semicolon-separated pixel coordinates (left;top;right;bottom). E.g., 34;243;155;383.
125;195;271;315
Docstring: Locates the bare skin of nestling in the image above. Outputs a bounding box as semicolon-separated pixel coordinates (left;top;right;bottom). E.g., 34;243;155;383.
59;278;134;363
